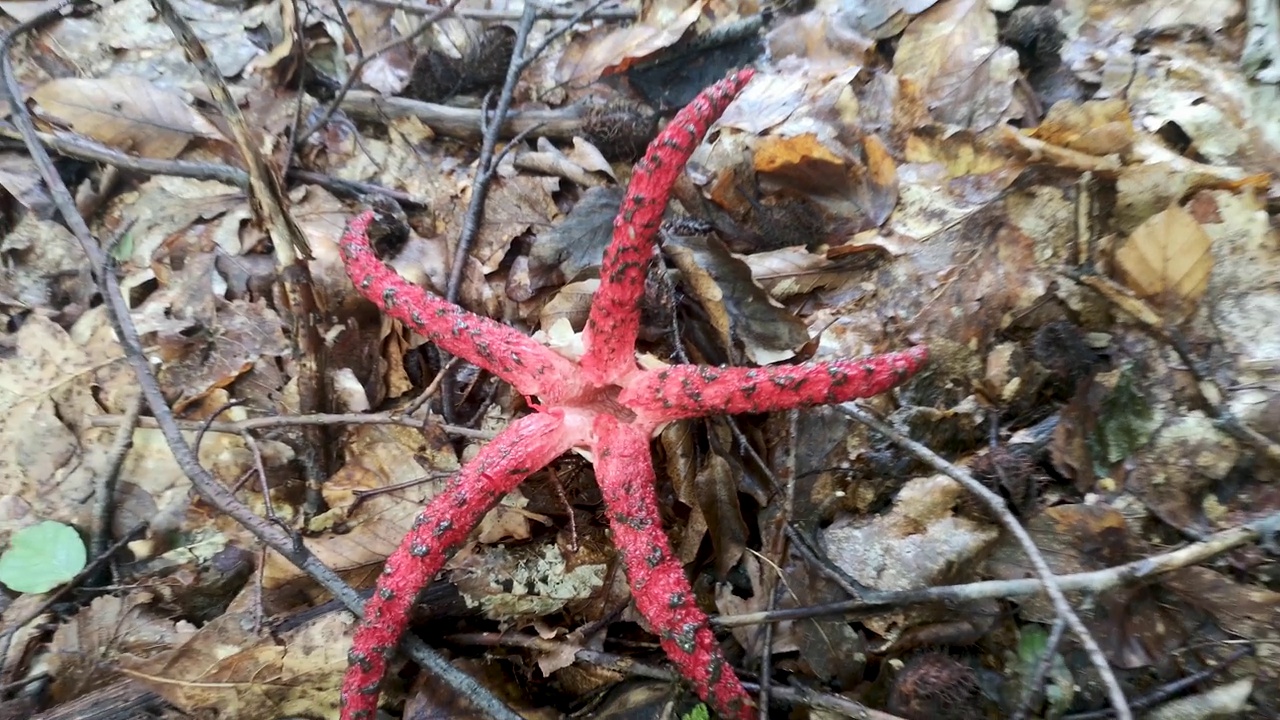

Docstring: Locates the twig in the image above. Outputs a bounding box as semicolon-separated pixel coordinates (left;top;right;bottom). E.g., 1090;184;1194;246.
717;511;1280;627
438;0;602;421
756;410;801;719
445;1;537;304
149;0;334;516
0;122;421;203
445;0;610;303
1;10;522;720
1011;616;1068;720
355;0;634;21
91;394;143;562
90;410;497;440
1062;646;1254;720
403;354;461;414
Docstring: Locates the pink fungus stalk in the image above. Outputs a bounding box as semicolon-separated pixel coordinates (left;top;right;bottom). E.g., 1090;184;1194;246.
338;67;927;720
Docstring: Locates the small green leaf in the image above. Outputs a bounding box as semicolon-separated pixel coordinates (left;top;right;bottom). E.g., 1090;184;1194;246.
681;704;709;720
0;521;87;594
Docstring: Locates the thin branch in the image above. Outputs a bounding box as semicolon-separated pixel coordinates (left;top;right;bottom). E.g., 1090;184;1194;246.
445;1;538;303
91;394;143;561
355;0;634;21
0;121;421;203
1062;646;1254;720
716;511;1280;627
444;0;611;303
89;411;497;440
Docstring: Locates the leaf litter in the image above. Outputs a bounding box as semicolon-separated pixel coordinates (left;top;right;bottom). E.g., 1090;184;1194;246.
2;0;1280;718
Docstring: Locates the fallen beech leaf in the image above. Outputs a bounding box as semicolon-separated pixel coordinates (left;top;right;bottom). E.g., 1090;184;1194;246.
851;133;899;226
742;246;841;298
47;593;194;703
1113;203;1213;321
33;77;224;159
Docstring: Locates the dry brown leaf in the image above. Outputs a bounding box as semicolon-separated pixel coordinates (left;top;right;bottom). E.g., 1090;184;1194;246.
693;433;748;577
1112;202;1213;321
765;12;875;79
717;70;808;135
835;0;942;38
0;154;53;216
537;279;597;340
121;610;350;720
742;246;841;298
1162;567;1280;700
465;175;560;275
152;296;292;413
851;133;899;226
0;312;136;538
32;77;224;159
894;0;1020;130
753;133;847;193
0;215;92;311
903;130;1013;177
46;593;192;704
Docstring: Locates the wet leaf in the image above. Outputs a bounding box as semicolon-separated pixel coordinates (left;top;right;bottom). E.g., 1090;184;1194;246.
663;231;810;365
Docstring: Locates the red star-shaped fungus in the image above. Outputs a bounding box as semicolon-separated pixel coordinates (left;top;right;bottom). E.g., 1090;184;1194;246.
338;68;928;720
